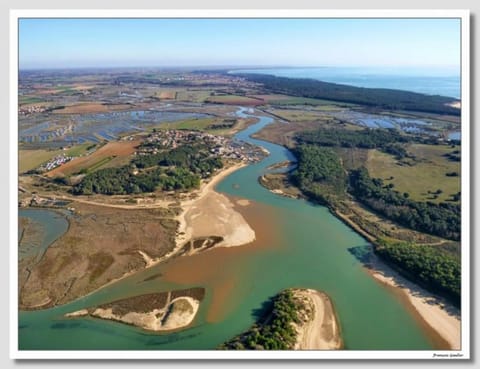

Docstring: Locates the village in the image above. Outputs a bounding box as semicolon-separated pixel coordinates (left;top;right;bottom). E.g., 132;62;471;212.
134;129;266;163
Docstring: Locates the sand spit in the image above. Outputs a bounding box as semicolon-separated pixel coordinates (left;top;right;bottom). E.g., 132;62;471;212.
293;289;342;350
65;289;205;332
368;254;461;350
88;297;200;332
174;162;255;250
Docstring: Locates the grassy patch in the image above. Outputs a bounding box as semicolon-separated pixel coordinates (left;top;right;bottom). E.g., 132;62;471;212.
206;95;262;105
366;144;461;203
267;108;330;122
65;143;93;157
20;144;97;173
158;117;219;131
19;96;44;105
175;89;213;103
85;156;114;173
261;95;357;107
19;149;63;173
88;251;114;283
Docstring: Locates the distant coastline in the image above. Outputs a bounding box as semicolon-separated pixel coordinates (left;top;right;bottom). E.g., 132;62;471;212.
229;66;460;99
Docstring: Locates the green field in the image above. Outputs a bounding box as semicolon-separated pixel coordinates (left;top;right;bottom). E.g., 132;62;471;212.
366;144;461;203
205;95;262;104
268;108;332;122
19;143;94;173
85;156;114;173
19;96;45;105
259;95;355;106
154;117;219;131
175;89;213;103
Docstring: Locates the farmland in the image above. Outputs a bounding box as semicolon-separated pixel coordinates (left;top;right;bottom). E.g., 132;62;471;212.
52;102;133;114
366;144;461;203
19;143;94;173
206;95;264;105
45;140;141;178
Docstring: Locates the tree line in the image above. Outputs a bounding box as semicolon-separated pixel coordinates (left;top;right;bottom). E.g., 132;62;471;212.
291;144;346;204
349;167;460;241
132;144;223;179
375;240;460;306
220;290;302;350
73;166;201;195
297;127;412;152
72;144;223;195
240;74;460;115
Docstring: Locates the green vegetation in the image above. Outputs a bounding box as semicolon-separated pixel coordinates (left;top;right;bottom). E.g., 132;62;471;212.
73;166;200;195
220;290;303;350
291;145;346;203
19;96;44;105
132;144;223;178
375;240;460;306
159;117;219;131
297;127;411;149
367;145;461;203
349;167;460;241
241;74;460;115
82;156;113;173
66;143;95;157
267;96;349;106
73;144;222;195
19;143;95;173
206;94;261;104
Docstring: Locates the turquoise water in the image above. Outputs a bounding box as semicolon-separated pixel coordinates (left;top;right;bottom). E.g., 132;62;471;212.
18;109;434;350
230;66;460;99
18;208;69;262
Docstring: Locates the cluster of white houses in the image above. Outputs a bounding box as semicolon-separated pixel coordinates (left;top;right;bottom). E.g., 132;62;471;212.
39;154;72;172
137;130;263;162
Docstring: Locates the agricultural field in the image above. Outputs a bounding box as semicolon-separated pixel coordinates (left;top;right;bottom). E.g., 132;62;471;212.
175;89;213;103
205;94;263;106
19;143;94;173
52;102;133;114
366;144;461;203
18;96;48;106
252;94;357;107
266;108;332;122
155;117;221;131
45;140;141;178
252;120;332;147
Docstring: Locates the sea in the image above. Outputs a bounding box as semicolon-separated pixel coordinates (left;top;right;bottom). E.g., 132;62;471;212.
230;66;460;99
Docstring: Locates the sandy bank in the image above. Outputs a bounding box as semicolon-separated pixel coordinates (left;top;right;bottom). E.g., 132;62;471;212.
175;162;255;250
293;289;342;350
90;296;200;332
368;254;461;350
66;293;202;332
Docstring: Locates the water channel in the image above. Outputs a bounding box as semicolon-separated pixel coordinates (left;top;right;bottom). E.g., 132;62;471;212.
18;108;434;350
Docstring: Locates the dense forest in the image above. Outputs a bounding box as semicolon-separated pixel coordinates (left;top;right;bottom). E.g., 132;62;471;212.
73;166;201;195
375;240;460;306
349;167;460;241
240;74;460;115
296;127;411;149
220;290;303;350
132;144;223;178
73;144;223;195
291;144;346;203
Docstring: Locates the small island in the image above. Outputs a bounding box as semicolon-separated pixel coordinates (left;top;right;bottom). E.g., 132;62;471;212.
65;287;205;332
220;288;342;350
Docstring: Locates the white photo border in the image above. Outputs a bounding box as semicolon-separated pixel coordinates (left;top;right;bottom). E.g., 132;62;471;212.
10;8;470;360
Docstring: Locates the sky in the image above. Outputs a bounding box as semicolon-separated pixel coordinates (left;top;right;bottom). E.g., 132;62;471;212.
18;18;461;70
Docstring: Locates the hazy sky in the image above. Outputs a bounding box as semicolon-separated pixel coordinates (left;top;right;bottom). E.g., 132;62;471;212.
19;18;461;70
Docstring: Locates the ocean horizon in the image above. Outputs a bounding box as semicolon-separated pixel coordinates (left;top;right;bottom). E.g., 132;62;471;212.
230;66;460;99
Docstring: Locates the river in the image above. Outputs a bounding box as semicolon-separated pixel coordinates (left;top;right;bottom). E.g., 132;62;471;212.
18;108;435;350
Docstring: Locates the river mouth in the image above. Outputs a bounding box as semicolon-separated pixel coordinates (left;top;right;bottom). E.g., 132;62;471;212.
18;107;437;350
